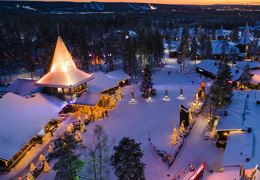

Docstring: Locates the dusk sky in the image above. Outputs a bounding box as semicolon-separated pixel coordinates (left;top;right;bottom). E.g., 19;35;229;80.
17;0;260;5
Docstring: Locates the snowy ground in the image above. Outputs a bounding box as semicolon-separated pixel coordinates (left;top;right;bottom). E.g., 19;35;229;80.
78;58;223;180
0;58;224;180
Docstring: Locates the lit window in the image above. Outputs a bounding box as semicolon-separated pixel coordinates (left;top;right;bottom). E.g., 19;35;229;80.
58;88;63;93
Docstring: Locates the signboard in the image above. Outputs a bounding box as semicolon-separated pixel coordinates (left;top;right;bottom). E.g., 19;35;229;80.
189;162;205;180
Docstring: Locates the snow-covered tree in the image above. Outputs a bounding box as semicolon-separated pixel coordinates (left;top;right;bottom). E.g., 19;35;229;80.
139;64;156;98
190;37;198;60
210;63;233;110
81;125;111;180
240;62;251;89
177;27;190;67
221;40;229;62
53;133;85;180
205;38;213;59
111;137;146;180
166;34;172;50
230;26;239;43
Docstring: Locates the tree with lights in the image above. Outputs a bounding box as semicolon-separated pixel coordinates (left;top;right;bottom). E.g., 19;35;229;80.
139;64;156;98
94;106;102;119
27;172;34;180
80;121;86;133
190;103;194;112
30;162;35;172
172;125;178;145
111;137;146;180
44;161;51;172
179;121;185;134
75;131;82;142
109;97;116;109
116;90;121;101
189;109;192;122
48;145;53;153
39;154;45;162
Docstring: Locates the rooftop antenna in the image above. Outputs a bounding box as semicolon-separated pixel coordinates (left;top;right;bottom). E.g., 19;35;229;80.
57;24;60;36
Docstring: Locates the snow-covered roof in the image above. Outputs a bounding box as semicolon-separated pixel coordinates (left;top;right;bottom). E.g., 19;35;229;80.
241;162;256;170
73;92;103;106
106;69;131;83
5;79;42;96
222;132;253;167
88;71;118;93
195;60;242;82
0;92;65;161
236;61;260;70
251;75;260;85
211;40;239;55
205;167;240;180
36;36;93;88
216;92;247;131
237;23;252;45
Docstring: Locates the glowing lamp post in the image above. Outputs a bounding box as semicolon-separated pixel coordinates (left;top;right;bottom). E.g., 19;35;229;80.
180;87;183;98
165;87;168;99
147;89;152;102
130;90;137;104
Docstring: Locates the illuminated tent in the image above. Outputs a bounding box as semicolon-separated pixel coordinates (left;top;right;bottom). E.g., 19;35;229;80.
37;36;93;89
36;36;93;101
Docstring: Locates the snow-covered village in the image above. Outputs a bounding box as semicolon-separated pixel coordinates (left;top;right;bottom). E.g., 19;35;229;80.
1;1;260;180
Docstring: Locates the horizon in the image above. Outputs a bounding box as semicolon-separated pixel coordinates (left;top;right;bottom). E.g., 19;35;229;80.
4;0;260;6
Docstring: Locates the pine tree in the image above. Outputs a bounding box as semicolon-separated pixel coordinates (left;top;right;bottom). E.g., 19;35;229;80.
166;34;172;50
177;27;189;65
210;63;233;110
53;133;86;180
154;29;165;66
111;137;146;180
205;38;213;59
190;38;198;60
139;64;156;98
221;39;229;62
199;33;207;59
240;62;251;89
230;25;239;43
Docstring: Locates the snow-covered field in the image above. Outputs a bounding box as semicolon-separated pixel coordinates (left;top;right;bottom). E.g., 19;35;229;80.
78;58;223;180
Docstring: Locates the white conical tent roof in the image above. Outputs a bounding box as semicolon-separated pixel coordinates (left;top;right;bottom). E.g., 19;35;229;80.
37;36;93;88
218;25;224;37
237;23;252;45
50;36;76;73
